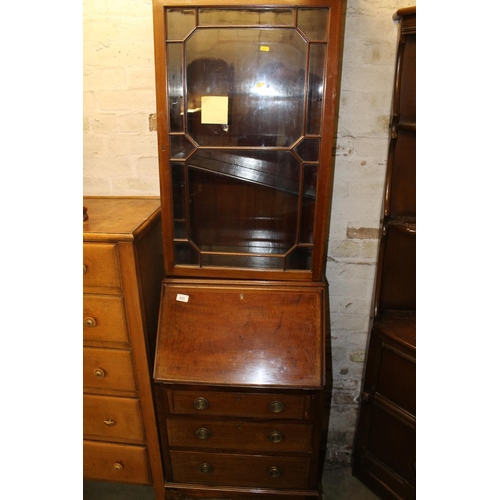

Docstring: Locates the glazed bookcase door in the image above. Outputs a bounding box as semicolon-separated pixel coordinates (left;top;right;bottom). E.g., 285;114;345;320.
153;1;343;280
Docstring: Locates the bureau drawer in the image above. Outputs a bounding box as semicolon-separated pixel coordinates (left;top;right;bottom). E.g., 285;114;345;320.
83;243;121;290
83;394;145;442
166;389;311;420
83;295;129;345
83;440;151;484
83;347;137;393
170;450;310;489
166;416;313;453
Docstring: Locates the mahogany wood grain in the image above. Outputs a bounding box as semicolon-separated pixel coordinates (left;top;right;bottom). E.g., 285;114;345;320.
154;281;325;389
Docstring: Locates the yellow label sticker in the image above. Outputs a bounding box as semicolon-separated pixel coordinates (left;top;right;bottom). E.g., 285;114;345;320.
260;46;270;52
201;96;228;125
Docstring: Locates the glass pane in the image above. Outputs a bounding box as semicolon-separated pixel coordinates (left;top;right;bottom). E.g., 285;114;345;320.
166;8;196;40
301;164;318;244
174;242;199;265
285;246;312;270
199;8;294;26
307;44;326;135
187;151;301;255
171;162;187;239
170;134;196;159
167;43;184;133
297;8;329;41
294;138;320;162
201;253;285;270
186;28;307;147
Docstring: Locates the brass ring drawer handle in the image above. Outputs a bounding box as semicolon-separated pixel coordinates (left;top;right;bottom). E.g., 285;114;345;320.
196;427;211;440
84;317;97;328
199;463;213;474
93;368;105;378
113;462;123;471
268;401;285;413
104;418;115;426
268;466;282;477
268;431;283;443
193;397;209;410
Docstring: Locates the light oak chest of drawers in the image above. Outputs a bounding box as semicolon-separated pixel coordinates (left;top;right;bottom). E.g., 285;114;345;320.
83;197;164;500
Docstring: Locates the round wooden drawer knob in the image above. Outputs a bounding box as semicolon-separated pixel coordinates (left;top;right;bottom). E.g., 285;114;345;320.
93;368;106;378
83;264;87;275
84;317;97;328
268;431;283;443
199;463;213;474
193;397;209;410
268;466;282;477
268;401;285;413
196;428;211;440
113;462;123;471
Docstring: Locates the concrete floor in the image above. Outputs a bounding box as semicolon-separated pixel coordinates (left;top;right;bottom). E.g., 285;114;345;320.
83;467;380;499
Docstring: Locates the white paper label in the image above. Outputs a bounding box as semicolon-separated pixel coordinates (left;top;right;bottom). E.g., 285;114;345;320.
176;293;189;303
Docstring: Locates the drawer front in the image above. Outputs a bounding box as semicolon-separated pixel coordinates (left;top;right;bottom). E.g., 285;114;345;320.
167;389;310;420
166;417;313;453
83;295;129;345
83;243;121;290
83;347;137;393
83;440;151;484
84;394;145;442
170;451;310;489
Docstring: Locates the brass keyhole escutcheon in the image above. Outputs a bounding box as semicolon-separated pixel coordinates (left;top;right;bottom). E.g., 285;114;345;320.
193;397;209;410
268;431;283;443
268;401;285;413
104;418;115;426
113;462;123;471
268;466;281;477
84;317;96;328
196;428;211;440
93;368;105;378
199;463;213;474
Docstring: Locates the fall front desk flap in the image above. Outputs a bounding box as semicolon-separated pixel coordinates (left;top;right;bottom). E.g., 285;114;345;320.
154;281;326;389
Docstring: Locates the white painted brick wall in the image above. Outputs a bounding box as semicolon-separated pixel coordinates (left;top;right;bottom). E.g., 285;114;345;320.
83;0;415;469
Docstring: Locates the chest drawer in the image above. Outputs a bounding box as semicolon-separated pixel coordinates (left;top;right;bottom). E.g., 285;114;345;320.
166;416;313;453
83;440;151;485
165;389;311;420
84;347;137;393
170;450;310;489
83;295;129;345
83;394;145;442
83;243;121;290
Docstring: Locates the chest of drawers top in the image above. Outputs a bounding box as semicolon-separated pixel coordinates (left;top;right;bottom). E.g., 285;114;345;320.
83;197;161;243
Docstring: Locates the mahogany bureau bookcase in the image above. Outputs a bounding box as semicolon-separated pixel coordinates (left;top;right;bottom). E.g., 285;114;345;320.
151;1;344;498
83;197;165;500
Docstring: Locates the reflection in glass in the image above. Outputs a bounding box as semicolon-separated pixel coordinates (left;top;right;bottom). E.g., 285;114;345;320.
297;8;329;41
286;246;313;270
166;8;196;40
301;164;319;244
171;162;187;239
199;8;294;26
186;28;307;147
307;44;326;135
167;43;184;133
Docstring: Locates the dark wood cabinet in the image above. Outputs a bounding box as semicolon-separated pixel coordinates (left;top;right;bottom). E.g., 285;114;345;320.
151;1;344;498
352;7;416;500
